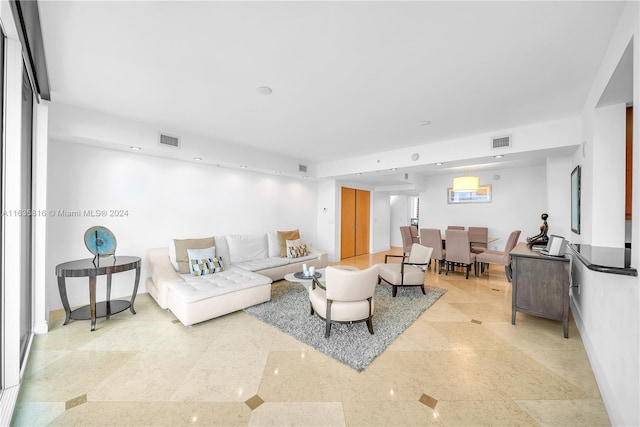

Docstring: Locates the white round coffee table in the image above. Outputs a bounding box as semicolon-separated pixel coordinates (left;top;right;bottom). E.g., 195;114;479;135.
284;266;359;289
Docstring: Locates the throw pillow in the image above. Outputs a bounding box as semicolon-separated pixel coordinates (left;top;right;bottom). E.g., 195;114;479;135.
173;237;215;274
187;247;215;261
277;229;300;257
286;238;309;258
189;257;224;276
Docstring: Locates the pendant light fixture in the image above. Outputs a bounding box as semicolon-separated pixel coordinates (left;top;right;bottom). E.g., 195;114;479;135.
452;167;479;192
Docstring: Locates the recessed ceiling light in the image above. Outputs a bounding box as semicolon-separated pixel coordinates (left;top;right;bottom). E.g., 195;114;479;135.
129;146;142;151
419;120;431;126
257;86;272;95
494;154;504;159
240;165;247;169
193;157;203;161
411;153;420;161
357;173;362;176
391;168;397;171
435;162;443;166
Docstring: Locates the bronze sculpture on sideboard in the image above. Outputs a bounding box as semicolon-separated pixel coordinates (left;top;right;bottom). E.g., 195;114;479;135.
527;213;549;247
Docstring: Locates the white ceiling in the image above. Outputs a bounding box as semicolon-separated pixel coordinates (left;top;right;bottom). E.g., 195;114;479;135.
38;1;625;184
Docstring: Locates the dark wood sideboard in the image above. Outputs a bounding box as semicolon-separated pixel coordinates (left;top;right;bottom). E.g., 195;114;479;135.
510;242;571;338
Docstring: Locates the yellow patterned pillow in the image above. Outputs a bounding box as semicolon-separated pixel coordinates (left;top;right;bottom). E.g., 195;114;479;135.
286;239;309;258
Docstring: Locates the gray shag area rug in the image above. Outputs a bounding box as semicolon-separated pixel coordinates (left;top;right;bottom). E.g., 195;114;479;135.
244;281;446;371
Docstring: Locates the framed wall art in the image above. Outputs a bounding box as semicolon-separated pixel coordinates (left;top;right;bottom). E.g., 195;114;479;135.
571;165;581;234
447;184;492;204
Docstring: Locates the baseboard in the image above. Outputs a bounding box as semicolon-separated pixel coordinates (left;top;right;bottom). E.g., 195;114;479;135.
0;383;20;426
570;299;616;424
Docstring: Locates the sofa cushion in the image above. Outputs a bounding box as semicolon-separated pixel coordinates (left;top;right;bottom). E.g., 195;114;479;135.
226;233;268;264
286;253;318;264
171;267;272;303
172;237;216;274
234;257;290;272
277;229;300;257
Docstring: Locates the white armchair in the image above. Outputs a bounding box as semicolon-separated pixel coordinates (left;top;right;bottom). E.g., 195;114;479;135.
378;243;433;297
308;265;379;338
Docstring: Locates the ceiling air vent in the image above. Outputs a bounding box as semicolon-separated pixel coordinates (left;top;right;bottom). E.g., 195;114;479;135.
491;135;512;149
298;164;307;173
159;133;180;148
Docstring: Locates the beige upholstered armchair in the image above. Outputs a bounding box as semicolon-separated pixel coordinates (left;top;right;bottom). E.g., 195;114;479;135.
378;243;433;297
476;230;521;282
308;265;379;338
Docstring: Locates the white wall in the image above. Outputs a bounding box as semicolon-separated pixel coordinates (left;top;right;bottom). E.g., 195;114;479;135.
389;195;411;247
371;192;391;253
571;2;640;425
545;154;573;239
592;103;627;247
420;165;547;251
316;180;339;262
45;139;319;310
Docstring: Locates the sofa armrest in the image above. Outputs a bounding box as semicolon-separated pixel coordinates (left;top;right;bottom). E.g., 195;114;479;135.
147;247;184;308
308;246;328;268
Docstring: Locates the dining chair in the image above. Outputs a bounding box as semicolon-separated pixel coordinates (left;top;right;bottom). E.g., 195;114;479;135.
444;230;477;279
399;226;413;257
378;243;433;297
410;225;420;244
308;265;379;338
420;228;445;274
468;226;488;254
476;230;521;282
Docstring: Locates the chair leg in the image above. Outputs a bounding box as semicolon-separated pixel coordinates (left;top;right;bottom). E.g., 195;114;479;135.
438;260;443;274
421;285;425;295
392;285;397;297
465;264;470;279
366;318;374;334
310;302;314;315
505;265;513;282
445;261;449;275
325;300;332;338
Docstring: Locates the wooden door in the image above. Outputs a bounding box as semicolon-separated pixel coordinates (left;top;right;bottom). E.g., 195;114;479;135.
340;187;356;259
355;189;370;256
340;187;370;259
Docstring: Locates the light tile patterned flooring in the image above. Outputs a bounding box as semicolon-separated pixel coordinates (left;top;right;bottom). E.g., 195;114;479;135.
13;248;610;426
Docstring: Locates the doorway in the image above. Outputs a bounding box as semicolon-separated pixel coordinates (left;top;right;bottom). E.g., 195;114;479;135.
340;187;370;259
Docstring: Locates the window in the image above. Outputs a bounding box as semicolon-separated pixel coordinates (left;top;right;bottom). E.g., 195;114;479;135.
19;62;34;364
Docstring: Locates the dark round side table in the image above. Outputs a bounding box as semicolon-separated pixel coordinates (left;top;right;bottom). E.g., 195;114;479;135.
55;256;141;331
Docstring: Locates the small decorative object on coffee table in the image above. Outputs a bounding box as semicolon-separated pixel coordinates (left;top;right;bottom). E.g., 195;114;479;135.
293;271;322;280
527;213;550;248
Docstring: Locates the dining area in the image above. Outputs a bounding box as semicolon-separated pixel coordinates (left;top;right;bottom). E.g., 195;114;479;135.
398;225;521;281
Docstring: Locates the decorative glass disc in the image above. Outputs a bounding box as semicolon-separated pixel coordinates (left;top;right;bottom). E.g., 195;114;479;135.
84;226;117;257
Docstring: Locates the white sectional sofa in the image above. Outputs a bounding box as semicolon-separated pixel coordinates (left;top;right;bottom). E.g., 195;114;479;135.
146;231;327;326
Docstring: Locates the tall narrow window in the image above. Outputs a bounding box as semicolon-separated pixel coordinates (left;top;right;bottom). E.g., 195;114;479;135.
19;63;33;364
